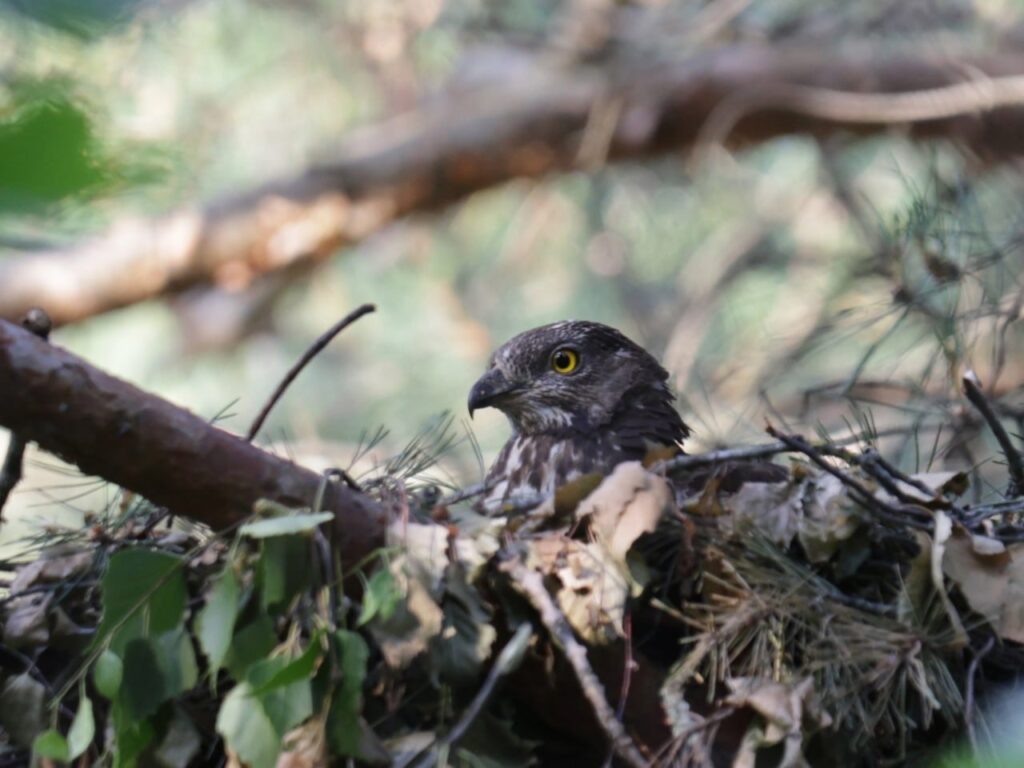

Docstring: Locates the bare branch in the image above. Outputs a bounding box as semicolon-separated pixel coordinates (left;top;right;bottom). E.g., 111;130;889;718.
963;370;1024;497
5;47;1024;324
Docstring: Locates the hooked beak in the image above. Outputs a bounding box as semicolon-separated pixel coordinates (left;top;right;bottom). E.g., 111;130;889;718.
468;368;518;418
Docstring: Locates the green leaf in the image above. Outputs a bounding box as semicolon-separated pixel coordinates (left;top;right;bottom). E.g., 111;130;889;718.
93;649;124;699
196;564;241;677
120;628;198;720
329;630;369;756
357;567;400;627
225;615;277;680
249;635;323;695
99;549;186;653
259;536;312;612
216;684;281;768
67;692;95;760
111;700;155;768
27;686;94;760
32;729;69;760
244;655;313;736
240;512;334;538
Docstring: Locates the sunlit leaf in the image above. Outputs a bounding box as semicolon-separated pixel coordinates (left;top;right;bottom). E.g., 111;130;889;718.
240;512;334;539
216;683;281;768
93;649;123;699
358;566;400;627
196;563;241;677
66;692;95;760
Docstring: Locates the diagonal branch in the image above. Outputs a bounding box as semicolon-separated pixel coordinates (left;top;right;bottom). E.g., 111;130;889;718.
0;319;386;565
4;46;1024;324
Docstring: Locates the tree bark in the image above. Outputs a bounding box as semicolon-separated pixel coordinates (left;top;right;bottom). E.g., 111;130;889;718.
0;319;386;564
3;45;1024;324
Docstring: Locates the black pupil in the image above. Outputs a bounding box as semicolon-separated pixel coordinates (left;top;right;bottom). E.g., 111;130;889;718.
555;351;571;369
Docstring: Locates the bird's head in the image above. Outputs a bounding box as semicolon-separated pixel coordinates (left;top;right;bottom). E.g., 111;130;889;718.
468;320;677;436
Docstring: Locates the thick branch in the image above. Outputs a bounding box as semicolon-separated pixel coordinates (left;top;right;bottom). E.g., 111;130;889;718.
5;46;1024;324
0;320;386;565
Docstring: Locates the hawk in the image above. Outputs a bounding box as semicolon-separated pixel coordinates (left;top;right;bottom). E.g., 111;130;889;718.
468;320;689;504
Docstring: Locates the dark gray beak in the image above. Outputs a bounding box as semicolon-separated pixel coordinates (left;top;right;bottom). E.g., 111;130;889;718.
468;368;516;417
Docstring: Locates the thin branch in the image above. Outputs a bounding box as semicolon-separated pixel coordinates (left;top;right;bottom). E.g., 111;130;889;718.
411;623;533;768
652;425;941;475
765;426;932;530
503;556;648;768
246;303;376;442
963;370;1024;497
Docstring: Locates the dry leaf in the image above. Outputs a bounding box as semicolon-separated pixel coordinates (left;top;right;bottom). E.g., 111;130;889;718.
575;462;675;560
370;555;445;669
797;473;859;563
943;524;1024;643
931;512;969;647
9;549;92;593
277;715;327;768
525;537;631;644
726;676;832;768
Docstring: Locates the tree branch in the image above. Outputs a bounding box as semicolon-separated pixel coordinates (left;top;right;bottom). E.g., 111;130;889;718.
4;46;1024;324
0;320;386;565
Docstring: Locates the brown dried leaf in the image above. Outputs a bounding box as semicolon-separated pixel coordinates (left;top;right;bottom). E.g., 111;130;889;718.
576;461;675;560
525;537;630;644
277;715;327;768
726;676;832;768
798;473;860;562
943;523;1024;643
2;593;54;648
371;563;445;669
931;512;969;647
9;549;92;593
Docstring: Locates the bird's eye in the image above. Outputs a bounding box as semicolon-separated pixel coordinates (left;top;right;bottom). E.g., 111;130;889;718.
550;348;579;374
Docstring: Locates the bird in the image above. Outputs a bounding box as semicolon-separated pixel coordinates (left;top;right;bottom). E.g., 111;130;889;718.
468;320;690;505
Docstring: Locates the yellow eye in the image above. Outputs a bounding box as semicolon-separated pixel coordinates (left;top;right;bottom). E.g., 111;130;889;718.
551;348;579;374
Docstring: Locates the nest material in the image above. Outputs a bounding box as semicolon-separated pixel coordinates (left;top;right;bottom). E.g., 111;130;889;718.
1;441;1022;768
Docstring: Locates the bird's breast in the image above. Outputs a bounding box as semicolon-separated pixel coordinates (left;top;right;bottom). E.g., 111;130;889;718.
483;432;627;507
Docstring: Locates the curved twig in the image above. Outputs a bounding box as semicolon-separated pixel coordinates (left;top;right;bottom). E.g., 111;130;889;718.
246;303;376;442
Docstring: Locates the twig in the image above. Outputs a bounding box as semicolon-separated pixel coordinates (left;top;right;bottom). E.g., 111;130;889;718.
765;426;931;530
503;556;648;768
245;303;376;442
0;308;52;523
963;371;1024;497
410;623;533;768
965;635;996;754
661;707;737;764
439;481;489;507
652;425;938;475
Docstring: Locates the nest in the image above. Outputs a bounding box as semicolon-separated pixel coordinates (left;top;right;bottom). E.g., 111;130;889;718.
1;427;1023;768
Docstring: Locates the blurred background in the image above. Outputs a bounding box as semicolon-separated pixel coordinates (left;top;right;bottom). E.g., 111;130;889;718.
3;0;1024;548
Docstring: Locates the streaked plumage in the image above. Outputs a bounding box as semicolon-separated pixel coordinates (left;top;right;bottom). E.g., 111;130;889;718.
468;320;689;505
